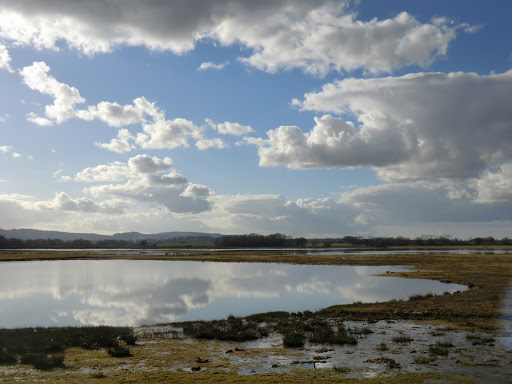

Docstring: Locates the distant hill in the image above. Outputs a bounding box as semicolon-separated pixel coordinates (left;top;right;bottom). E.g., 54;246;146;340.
0;228;222;243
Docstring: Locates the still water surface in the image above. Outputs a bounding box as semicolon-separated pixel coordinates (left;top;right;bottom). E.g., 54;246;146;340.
0;260;466;328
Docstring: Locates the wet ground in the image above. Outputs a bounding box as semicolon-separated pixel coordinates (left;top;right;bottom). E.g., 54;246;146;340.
133;320;512;383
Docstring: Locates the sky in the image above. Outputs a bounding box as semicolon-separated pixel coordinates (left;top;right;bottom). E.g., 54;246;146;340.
0;0;511;238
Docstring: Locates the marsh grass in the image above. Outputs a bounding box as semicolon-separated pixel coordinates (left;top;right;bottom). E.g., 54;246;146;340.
408;293;435;301
333;365;351;373
349;326;374;335
466;334;495;345
428;341;452;356
107;345;132;357
182;316;266;342
392;335;413;343
283;330;306;348
0;326;137;370
20;352;65;370
376;342;388;351
413;355;436;364
306;323;357;346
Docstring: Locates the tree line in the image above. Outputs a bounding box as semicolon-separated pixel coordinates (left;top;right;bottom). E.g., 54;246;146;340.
213;233;308;248
0;236;135;249
214;234;512;248
1;233;511;249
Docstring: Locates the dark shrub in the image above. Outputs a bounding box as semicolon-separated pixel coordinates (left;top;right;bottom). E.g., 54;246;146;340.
20;353;64;370
107;346;132;358
283;331;306;348
0;349;17;365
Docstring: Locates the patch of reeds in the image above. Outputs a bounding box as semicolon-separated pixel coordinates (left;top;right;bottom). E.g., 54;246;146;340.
428;340;453;356
282;330;306;348
376;342;388;351
392;335;413;343
0;326;137;370
182;316;266;342
107;345;132;357
466;334;495;345
408;292;435;301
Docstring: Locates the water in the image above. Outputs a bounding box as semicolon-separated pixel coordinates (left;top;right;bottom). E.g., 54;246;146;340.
14;247;510;255
0;260;466;328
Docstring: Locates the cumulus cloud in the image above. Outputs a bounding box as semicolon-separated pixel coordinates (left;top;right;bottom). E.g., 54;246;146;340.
253;114;416;169
20;62;213;150
78;155;212;214
471;164;512;204
76;100;145;127
198;61;229;71
0;1;465;76
0;43;13;72
75;161;130;183
41;192;127;214
215;6;458;76
250;70;512;181
207;119;254;136
195;138;225;150
136;118;202;149
0;192;127;219
128;154;173;174
20;61;85;124
181;184;212;198
95;129;135;153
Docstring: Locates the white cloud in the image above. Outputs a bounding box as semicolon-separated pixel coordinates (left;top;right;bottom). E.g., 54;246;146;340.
75;161;129;183
0;43;13;72
19;63;214;151
0;1;465;76
198;61;228;71
26;112;53;126
76;101;145;127
195;138;225;150
95;129;135;153
0;145;11;153
136;117;202;150
253;114;416;169
11;152;21;158
0;192;127;218
78;155;212;214
216;6;459;76
20;61;85;124
471;164;512;204
128;154;173;174
250;69;512;181
38;192;127;214
208;120;254;136
181;184;212;198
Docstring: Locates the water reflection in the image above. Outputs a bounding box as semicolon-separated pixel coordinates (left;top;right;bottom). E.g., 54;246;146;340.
0;260;466;328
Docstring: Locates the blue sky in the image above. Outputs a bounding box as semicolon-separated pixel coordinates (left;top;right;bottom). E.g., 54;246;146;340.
0;0;511;238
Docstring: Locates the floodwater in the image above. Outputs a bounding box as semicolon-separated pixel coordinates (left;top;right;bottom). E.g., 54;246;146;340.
0;260;466;328
14;247;510;255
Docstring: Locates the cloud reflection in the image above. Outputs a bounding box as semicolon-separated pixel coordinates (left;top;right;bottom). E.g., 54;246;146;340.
0;260;466;327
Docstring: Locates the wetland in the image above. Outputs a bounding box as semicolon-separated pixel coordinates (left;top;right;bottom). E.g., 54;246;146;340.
1;248;512;383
